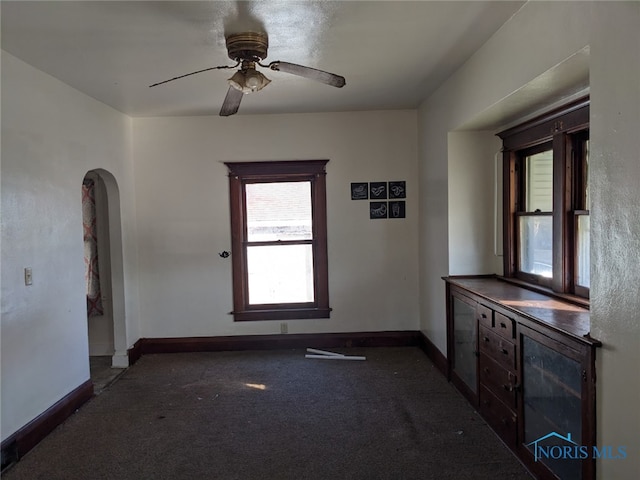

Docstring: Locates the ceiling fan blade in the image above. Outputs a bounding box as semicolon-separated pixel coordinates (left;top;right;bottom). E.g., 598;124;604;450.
219;86;244;117
268;61;345;88
149;64;237;88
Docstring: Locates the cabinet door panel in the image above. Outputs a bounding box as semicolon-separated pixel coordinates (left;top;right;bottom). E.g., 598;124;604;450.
521;331;584;480
451;294;478;395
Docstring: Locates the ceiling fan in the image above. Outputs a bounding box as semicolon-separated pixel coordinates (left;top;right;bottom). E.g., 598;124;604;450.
149;32;346;117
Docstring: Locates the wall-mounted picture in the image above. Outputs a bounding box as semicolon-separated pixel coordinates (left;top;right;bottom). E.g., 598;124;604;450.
369;182;387;199
370;202;388;219
389;181;406;199
389;201;406;218
350;182;368;200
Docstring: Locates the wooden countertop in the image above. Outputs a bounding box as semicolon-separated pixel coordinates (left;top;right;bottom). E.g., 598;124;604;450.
443;276;600;347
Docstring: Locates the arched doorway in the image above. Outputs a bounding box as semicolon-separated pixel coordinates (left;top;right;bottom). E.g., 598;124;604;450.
82;169;128;391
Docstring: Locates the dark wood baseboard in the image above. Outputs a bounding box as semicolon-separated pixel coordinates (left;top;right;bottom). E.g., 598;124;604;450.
137;330;423;355
418;331;448;377
128;338;143;366
1;379;93;469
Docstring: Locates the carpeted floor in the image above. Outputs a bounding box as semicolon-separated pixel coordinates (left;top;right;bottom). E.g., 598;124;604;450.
89;356;127;395
3;347;533;479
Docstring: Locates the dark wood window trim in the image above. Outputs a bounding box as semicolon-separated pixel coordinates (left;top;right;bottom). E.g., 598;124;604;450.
225;160;330;321
498;97;590;301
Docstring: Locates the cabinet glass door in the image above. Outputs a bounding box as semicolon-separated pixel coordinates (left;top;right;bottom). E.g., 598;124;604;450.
522;334;582;479
452;295;477;394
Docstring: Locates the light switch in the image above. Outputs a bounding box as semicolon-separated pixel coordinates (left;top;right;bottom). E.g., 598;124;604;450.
24;267;33;286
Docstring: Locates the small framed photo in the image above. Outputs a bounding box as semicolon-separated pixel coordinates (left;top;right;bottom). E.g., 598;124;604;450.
369;182;387;199
370;202;388;219
388;201;406;218
389;181;406;199
350;182;368;200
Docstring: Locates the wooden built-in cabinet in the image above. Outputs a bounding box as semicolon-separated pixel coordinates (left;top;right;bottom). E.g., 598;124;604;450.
444;276;600;480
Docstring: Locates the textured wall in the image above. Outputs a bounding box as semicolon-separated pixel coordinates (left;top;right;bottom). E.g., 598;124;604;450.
1;53;140;441
589;3;640;478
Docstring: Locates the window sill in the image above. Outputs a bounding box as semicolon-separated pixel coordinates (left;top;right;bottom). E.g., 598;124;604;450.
231;307;331;322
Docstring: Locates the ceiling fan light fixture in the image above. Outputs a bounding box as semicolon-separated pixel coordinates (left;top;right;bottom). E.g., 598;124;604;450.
227;69;270;94
245;69;271;91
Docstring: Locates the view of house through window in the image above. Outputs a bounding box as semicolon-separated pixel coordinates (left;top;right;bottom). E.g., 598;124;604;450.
225;160;330;321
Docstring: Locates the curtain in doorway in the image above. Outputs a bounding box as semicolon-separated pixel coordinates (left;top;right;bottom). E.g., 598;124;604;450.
82;178;103;317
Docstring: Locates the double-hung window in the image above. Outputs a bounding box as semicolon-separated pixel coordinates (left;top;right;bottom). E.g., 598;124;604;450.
499;98;589;299
225;160;331;321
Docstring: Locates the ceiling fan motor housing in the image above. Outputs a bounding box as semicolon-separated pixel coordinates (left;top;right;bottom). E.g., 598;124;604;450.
226;32;269;62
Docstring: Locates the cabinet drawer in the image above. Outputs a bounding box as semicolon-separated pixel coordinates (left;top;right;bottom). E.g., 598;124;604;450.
479;325;517;371
493;312;516;340
476;304;493;329
479;354;518;409
479;385;517;447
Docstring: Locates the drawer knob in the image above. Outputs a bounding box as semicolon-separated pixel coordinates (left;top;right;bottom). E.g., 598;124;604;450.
484;336;490;342
500;322;507;328
481;313;487;318
501;348;509;355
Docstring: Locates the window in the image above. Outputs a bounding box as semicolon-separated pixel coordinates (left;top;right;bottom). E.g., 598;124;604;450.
518;145;554;285
499;98;589;299
225;160;330;321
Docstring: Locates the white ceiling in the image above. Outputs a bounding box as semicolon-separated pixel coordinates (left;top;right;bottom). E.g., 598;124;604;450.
1;1;527;117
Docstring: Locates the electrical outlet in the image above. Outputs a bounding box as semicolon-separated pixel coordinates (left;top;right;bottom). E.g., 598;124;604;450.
280;322;288;334
24;267;33;286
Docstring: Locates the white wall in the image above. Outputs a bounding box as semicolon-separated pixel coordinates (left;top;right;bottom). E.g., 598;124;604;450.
589;3;640;478
0;52;140;441
418;2;640;478
132;111;419;338
448;131;502;275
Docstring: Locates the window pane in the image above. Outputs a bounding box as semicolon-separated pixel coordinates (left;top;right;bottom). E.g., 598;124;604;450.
584;140;590;209
247;245;314;304
525;151;553;212
246;182;312;241
519;215;553;278
577;215;590;288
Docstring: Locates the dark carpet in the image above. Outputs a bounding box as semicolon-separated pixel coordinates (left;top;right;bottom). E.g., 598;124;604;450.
3;347;533;479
